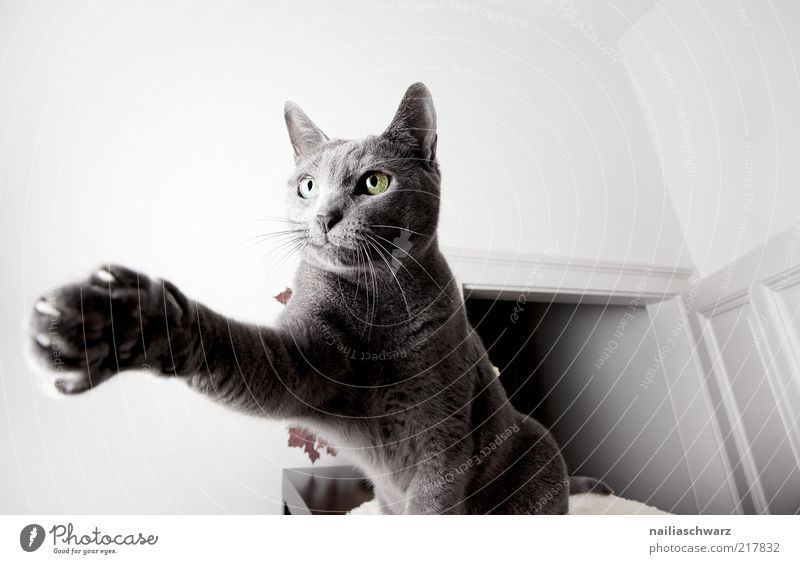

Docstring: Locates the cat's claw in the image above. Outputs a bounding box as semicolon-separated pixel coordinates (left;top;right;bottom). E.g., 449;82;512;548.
94;268;116;284
34;333;51;348
34;299;60;318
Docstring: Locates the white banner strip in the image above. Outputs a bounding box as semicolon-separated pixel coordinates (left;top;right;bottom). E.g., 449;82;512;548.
2;515;798;563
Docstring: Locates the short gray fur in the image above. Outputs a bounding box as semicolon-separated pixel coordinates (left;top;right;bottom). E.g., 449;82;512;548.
30;83;607;514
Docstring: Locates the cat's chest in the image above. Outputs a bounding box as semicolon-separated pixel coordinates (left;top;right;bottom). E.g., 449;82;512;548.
317;325;419;386
316;418;420;507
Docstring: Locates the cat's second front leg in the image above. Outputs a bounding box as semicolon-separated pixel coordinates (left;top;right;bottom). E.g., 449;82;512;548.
29;265;191;394
405;451;472;515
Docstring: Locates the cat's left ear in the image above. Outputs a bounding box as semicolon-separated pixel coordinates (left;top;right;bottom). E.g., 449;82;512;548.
385;82;438;162
284;101;329;162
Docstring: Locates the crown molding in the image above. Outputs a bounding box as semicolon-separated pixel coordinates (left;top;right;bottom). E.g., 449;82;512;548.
443;247;696;304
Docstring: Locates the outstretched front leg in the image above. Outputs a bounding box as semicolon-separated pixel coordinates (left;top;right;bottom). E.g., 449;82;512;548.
29;265;342;418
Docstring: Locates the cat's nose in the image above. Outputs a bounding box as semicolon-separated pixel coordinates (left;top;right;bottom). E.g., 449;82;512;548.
316;212;341;234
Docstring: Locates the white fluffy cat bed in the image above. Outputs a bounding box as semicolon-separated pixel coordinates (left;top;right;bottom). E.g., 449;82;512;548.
348;493;669;515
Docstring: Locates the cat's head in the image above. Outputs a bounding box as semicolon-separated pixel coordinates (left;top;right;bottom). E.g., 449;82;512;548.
283;82;440;273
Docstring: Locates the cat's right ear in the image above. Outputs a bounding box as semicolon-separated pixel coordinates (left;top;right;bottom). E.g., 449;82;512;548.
284;101;329;162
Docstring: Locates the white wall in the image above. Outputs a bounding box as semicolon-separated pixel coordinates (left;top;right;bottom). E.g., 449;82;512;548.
614;0;800;514
0;0;688;513
619;0;800;277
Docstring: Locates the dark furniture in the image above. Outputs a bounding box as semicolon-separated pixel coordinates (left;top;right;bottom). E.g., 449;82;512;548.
282;466;374;515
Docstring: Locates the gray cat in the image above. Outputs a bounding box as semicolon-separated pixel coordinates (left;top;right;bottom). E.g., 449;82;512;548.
30;83;609;514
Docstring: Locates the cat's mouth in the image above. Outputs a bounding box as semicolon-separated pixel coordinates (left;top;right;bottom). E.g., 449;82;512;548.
305;237;392;274
305;240;362;271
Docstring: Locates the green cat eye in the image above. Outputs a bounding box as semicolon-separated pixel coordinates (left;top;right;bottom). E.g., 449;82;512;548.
298;177;319;199
363;172;389;195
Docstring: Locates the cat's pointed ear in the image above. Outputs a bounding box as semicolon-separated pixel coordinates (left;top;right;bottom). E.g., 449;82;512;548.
284;101;329;161
385;82;437;162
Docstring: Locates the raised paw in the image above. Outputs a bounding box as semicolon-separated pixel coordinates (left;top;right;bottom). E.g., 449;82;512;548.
29;265;188;394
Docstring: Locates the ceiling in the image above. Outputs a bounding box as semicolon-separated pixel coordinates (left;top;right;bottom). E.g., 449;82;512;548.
501;0;661;41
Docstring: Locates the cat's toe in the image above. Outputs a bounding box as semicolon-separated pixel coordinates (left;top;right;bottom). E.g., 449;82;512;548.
29;284;114;380
53;371;96;395
31;325;109;391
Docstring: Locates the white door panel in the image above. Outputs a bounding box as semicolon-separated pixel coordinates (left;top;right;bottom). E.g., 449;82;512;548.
686;224;800;514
